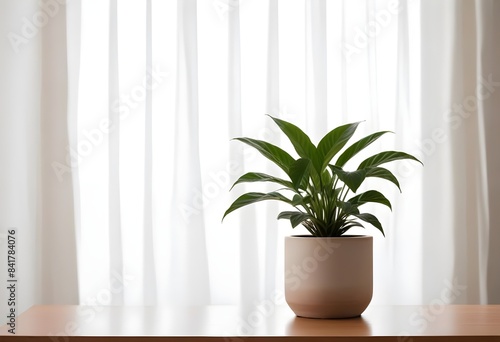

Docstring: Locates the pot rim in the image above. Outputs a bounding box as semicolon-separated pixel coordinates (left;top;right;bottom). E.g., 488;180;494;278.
286;234;372;239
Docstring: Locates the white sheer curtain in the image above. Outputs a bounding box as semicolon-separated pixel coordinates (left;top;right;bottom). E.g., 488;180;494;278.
0;0;80;317
1;0;500;320
420;0;500;304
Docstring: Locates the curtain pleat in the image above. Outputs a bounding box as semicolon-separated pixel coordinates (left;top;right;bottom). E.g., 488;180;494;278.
420;0;498;304
420;0;457;303
142;0;157;306
263;0;280;300
478;0;500;305
365;0;379;128
168;0;210;305
340;0;348;123
389;0;423;305
66;0;83;303
305;0;327;139
0;0;43;313
450;0;482;304
39;0;80;304
227;0;261;305
108;0;124;306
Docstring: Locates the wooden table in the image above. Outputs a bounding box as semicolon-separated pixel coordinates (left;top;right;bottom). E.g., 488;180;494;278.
1;305;499;341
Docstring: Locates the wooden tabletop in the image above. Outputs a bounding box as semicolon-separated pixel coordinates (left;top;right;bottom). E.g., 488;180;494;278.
1;305;499;341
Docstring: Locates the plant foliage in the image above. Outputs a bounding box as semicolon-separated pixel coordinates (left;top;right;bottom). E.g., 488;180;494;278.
222;116;422;237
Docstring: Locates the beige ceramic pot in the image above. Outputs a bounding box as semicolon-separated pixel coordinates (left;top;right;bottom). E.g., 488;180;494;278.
284;235;373;319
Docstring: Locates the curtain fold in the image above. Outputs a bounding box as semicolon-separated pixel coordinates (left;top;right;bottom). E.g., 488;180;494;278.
448;0;482;304
39;0;80;305
305;0;327;138
167;0;210;305
263;0;280;301
142;0;157;307
420;0;499;304
420;0;459;304
227;0;261;305
390;0;423;305
477;0;500;304
66;0;83;304
108;0;125;306
0;0;43;315
0;0;80;311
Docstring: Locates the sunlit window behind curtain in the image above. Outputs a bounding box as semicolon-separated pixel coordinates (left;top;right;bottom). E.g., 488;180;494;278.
74;0;423;306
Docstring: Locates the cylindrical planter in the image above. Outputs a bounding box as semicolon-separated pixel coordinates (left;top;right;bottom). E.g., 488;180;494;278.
284;235;373;319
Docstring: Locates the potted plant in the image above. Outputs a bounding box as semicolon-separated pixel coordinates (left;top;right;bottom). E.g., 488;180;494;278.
222;116;422;319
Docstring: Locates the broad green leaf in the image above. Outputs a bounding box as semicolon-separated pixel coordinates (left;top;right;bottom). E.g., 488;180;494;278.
317;122;360;172
358;151;422;170
329;165;367;193
353;213;385;236
267;115;317;161
234;137;295;175
366;167;401;192
335;131;392;167
348;190;392;210
289;158;311;190
230;172;294;191
222;192;292;221
277;211;311;228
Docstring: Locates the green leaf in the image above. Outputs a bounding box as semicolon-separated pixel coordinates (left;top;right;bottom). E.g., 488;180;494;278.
289;158;311;190
292;194;302;205
292;194;311;206
277;211;311;228
337;201;361;216
338;221;365;235
317;122;360;172
222;192;292;221
358;151;422;170
353;213;385;236
234;137;295;175
335;131;392;167
343;220;365;229
366;167;401;192
267;115;317;161
348;190;392;210
333;187;342;197
321;169;332;186
308;163;322;190
329;165;367;193
230;172;294;191
226;117;422;238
